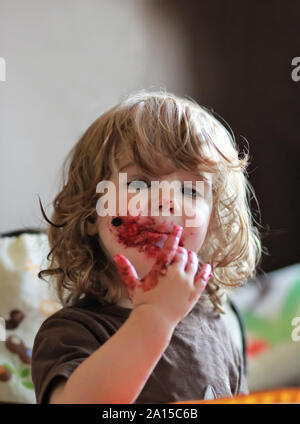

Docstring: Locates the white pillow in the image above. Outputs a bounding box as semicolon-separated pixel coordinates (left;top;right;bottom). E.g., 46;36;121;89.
0;232;62;403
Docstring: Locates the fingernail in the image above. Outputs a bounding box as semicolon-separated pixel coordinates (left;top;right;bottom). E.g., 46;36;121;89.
188;250;195;261
199;264;212;283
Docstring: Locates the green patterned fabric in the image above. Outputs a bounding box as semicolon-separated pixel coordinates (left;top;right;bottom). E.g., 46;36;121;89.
230;263;300;391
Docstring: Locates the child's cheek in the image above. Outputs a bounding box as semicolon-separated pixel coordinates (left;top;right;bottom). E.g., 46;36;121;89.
181;226;206;253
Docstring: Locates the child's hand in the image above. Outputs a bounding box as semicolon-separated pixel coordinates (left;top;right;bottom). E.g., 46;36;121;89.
113;225;212;329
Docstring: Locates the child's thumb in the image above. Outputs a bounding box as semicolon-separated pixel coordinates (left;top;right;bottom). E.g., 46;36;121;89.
113;254;139;297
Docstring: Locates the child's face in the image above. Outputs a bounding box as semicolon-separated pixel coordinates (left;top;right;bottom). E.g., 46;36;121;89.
88;154;213;283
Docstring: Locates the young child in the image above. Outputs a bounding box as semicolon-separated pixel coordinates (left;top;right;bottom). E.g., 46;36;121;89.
32;89;262;404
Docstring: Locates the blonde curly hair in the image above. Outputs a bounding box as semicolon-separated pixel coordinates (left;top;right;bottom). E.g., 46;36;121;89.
38;88;263;315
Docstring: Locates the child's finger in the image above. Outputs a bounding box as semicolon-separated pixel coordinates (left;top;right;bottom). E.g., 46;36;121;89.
184;250;198;274
170;246;188;271
142;246;187;293
188;264;212;303
152;225;183;274
194;263;212;287
113;254;139;299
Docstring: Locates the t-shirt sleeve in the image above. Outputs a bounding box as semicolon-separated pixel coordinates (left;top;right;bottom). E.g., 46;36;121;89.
31;310;105;404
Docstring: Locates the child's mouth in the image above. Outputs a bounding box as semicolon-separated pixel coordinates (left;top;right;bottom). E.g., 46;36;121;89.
109;215;184;257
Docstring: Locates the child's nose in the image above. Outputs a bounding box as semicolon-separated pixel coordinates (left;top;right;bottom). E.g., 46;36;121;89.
150;185;180;216
159;199;174;213
157;190;176;214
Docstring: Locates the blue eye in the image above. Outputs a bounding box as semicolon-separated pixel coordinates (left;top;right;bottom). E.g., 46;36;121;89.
127;179;149;190
127;179;201;198
182;187;201;198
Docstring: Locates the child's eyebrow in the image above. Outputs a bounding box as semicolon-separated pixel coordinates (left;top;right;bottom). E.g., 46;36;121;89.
190;172;212;184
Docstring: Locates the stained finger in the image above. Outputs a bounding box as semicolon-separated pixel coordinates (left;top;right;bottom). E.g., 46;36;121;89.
113;254;139;298
170;246;188;270
153;225;183;273
194;263;212;287
188;264;212;303
184;250;198;273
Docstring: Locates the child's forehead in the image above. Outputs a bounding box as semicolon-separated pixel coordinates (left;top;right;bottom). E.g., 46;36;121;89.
117;152;171;172
117;158;213;183
119;160;172;174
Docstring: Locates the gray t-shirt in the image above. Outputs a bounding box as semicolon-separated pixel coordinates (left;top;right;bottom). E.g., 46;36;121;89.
31;293;248;404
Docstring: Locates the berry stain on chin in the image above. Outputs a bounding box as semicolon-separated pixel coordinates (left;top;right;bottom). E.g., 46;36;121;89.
109;214;184;258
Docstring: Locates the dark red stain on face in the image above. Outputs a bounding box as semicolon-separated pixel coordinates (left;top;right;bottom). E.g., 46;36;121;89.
109;213;184;258
113;224;185;299
113;220;209;304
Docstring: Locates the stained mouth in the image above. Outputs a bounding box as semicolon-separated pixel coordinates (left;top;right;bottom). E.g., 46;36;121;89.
143;229;170;235
109;215;183;257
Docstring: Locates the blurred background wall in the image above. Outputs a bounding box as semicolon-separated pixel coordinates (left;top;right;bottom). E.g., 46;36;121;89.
0;0;299;274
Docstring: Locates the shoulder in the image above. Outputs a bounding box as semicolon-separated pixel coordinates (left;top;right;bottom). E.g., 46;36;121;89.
221;293;248;377
31;296;130;403
32;304;95;344
194;293;246;363
221;296;244;351
37;295;129;334
32;295;132;355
